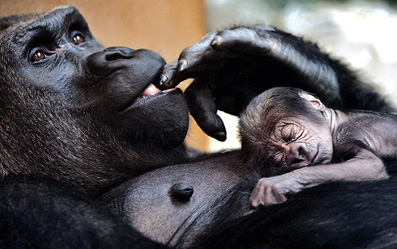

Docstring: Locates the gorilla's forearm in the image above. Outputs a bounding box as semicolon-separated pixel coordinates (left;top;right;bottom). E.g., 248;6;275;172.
161;25;395;140
251;25;395;113
212;26;342;107
250;150;389;207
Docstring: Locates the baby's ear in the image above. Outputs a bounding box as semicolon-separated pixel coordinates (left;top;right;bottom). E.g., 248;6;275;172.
298;92;325;112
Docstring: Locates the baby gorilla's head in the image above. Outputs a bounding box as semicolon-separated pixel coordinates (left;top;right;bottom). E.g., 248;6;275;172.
240;87;333;175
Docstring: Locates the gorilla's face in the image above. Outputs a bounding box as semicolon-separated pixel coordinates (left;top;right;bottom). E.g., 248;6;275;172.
0;6;189;148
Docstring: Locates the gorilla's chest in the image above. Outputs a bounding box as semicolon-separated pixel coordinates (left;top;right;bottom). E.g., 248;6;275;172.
105;152;249;246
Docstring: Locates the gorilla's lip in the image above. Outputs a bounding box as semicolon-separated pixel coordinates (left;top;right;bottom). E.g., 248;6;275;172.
134;83;173;103
134;84;176;104
121;85;178;112
138;84;162;99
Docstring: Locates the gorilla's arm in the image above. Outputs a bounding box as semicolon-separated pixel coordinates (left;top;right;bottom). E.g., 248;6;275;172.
160;26;395;140
190;168;397;249
0;177;167;249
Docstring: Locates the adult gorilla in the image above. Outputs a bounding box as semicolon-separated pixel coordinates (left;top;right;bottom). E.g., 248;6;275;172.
112;27;397;248
0;6;396;249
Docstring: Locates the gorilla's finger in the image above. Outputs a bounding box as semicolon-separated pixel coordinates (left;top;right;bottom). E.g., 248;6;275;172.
250;180;266;208
158;33;219;89
185;79;226;141
178;32;217;65
271;186;288;204
158;60;187;89
175;32;225;75
210;29;256;51
211;27;275;55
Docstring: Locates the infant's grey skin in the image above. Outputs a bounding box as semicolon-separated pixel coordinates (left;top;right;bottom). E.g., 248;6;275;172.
240;87;391;207
1;6;397;249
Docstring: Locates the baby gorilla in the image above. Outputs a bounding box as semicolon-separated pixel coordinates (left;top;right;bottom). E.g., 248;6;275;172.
240;87;392;207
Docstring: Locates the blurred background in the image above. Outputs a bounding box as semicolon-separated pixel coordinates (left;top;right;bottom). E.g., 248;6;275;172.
2;0;397;152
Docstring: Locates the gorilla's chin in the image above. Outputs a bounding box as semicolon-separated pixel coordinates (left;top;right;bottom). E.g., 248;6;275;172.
118;88;189;148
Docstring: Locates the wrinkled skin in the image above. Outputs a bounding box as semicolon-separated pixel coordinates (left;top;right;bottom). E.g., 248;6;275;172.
262;116;333;167
243;88;390;207
237;87;343;170
0;7;189;196
0;6;188;248
1;6;397;249
160;26;395;141
239;88;335;206
123;26;397;248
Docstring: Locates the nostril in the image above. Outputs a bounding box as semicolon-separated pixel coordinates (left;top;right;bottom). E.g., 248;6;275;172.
298;147;305;159
287;143;307;166
104;47;135;61
105;53;124;61
85;47;137;77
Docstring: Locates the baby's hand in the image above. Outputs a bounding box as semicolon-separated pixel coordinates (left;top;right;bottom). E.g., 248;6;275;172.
250;174;304;207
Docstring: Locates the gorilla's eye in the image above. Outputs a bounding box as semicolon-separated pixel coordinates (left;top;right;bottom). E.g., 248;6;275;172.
273;152;284;164
32;51;46;62
281;124;296;143
72;34;85;45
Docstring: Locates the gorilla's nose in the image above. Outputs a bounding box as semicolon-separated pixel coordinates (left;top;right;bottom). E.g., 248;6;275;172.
103;47;135;60
85;47;135;76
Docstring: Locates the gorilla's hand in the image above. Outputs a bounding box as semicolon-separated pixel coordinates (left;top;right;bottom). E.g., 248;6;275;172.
159;26;340;141
250;174;304;207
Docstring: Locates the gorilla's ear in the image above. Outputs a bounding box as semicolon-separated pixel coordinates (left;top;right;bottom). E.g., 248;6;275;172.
298;91;325;112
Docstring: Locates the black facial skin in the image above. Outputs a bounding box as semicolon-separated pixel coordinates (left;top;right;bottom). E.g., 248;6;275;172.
0;7;189;196
1;6;397;249
0;6;189;248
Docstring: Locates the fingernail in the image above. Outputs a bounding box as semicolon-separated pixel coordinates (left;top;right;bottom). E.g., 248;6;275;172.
159;74;169;86
214;131;226;141
178;60;188;72
211;35;221;46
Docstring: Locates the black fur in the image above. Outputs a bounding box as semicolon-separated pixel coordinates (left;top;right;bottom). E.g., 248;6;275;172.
190;161;397;249
0;6;186;248
0;176;166;249
0;7;189;196
181;25;395;119
0;6;396;249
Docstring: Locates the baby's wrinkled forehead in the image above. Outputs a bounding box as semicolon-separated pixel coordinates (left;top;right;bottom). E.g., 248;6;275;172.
241;126;280;167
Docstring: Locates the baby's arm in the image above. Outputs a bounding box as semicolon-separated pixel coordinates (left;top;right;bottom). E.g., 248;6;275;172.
250;149;389;207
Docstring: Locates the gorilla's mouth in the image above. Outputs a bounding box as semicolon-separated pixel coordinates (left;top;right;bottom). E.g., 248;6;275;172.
127;84;176;109
135;84;162;102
